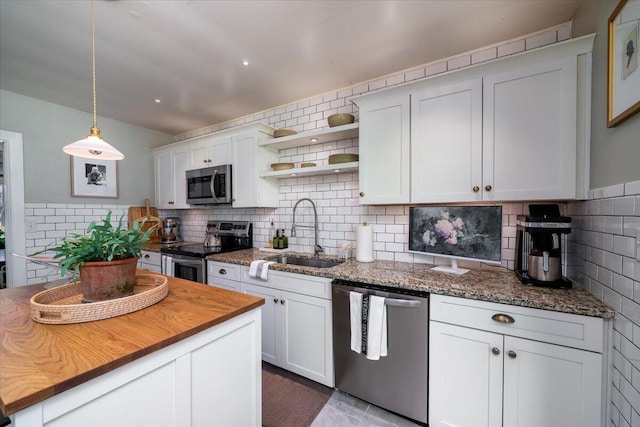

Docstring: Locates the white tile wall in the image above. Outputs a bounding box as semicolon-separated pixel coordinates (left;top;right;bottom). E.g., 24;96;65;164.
567;181;640;427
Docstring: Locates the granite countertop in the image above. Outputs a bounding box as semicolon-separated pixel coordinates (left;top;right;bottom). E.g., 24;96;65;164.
208;248;614;319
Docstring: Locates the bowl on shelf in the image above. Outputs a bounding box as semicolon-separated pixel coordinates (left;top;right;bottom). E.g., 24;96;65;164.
271;162;295;171
301;162;317;168
328;154;359;164
327;113;355;127
273;129;298;138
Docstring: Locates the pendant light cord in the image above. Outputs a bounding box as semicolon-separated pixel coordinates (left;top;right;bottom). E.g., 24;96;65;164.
91;0;97;129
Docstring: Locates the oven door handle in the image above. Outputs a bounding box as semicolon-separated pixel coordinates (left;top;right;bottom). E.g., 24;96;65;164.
335;288;421;308
172;258;204;267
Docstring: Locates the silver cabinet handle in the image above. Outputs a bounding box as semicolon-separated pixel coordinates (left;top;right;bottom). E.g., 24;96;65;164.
280;299;285;305
219;268;226;275
144;254;150;259
508;350;517;359
491;347;500;355
492;313;515;323
273;298;279;303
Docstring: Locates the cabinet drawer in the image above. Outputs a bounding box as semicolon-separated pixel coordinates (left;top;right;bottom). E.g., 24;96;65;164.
208;261;241;281
139;262;161;274
140;251;161;266
241;269;331;299
430;295;603;353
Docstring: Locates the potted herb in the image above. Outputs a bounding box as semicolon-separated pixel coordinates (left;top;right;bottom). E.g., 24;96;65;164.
34;211;155;302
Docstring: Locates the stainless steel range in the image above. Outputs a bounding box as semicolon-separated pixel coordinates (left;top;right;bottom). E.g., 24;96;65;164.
160;220;252;283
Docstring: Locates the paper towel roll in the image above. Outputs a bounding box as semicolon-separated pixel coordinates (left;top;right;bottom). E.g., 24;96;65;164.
356;223;374;262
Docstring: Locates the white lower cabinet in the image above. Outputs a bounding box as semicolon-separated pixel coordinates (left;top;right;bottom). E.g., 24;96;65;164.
429;295;604;427
12;309;262;427
242;269;334;387
138;250;161;273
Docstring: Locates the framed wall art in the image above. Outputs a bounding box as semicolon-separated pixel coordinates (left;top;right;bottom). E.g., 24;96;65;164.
608;0;640;127
70;156;119;198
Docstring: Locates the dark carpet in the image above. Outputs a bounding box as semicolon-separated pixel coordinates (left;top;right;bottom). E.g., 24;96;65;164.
262;362;333;427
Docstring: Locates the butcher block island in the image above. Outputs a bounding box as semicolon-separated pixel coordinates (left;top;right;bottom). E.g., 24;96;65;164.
0;273;264;427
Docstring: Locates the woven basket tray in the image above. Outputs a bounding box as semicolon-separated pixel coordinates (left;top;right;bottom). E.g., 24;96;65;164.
30;274;168;325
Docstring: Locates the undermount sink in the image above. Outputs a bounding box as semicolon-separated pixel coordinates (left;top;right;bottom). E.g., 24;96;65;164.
268;256;343;269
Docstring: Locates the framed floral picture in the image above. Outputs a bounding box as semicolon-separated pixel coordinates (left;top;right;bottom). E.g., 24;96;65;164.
608;0;640;127
70;156;119;198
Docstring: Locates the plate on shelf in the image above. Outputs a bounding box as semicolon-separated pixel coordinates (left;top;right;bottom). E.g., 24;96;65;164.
328;154;359;164
271;162;295;171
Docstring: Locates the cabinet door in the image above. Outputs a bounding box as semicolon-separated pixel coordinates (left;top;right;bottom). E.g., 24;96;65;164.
429;321;503;427
356;91;410;204
279;290;334;387
232;132;279;208
411;79;482;203
483;56;577;201
155;148;174;209
243;283;279;366
171;147;190;208
503;336;602;427
189;139;211;168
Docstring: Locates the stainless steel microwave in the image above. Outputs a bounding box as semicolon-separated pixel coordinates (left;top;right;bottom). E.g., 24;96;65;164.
186;164;232;205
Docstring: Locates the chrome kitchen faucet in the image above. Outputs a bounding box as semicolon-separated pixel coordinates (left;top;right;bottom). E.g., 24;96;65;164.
291;198;323;256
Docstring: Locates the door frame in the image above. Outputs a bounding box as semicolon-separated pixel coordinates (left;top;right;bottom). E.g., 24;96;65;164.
0;129;27;287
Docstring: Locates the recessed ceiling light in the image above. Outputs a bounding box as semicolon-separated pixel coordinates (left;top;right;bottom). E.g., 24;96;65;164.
154;99;161;103
242;60;249;66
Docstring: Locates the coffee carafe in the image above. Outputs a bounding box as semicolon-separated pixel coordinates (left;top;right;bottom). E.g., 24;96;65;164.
515;204;571;288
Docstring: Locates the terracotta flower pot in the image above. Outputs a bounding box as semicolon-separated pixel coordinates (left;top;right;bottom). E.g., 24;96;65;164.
79;257;139;302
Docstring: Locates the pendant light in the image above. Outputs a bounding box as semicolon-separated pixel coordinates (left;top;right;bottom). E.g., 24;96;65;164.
63;0;124;161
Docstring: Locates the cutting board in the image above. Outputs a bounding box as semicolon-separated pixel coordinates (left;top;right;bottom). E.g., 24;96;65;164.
128;199;163;243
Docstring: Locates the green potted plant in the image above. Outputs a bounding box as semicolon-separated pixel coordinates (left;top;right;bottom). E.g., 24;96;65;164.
34;211;156;302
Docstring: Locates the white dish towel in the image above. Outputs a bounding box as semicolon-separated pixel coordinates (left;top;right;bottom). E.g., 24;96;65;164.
366;295;388;360
248;260;275;280
161;255;174;277
349;291;363;354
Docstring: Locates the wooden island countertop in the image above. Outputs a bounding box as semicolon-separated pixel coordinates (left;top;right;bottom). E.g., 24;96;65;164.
0;273;264;416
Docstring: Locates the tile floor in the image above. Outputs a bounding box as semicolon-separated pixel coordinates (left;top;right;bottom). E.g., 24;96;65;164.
311;390;424;427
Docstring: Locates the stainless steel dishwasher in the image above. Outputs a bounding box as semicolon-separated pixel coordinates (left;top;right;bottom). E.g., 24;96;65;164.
332;279;429;425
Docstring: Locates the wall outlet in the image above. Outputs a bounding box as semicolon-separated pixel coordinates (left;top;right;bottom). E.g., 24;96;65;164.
26;218;37;233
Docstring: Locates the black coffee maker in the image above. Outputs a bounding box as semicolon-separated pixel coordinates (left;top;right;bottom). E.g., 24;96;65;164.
515;204;571;288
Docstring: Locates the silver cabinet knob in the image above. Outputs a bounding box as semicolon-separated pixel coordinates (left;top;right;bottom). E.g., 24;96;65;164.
219;269;226;275
485;185;492;191
508;350;517;359
473;186;480;192
491;347;500;355
273;298;279;303
359;192;365;197
280;299;285;305
144;254;150;259
491;313;515;323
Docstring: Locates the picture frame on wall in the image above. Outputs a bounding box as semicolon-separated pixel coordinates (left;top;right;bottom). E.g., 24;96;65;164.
70;156;119;198
608;0;640;127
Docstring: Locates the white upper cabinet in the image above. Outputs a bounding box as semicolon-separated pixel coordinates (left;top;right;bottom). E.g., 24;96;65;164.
232;124;279;208
189;135;232;169
483;56;577;201
411;79;483;203
353;34;595;204
154;144;190;209
353;91;411;204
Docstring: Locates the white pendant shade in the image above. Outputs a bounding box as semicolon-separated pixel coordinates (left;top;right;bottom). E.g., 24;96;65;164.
63;126;124;160
63;135;124;161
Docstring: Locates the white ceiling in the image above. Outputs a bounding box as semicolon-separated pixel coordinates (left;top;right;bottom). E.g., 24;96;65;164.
0;0;583;136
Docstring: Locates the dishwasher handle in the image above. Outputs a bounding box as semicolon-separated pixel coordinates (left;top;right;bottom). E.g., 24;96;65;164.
334;287;421;308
